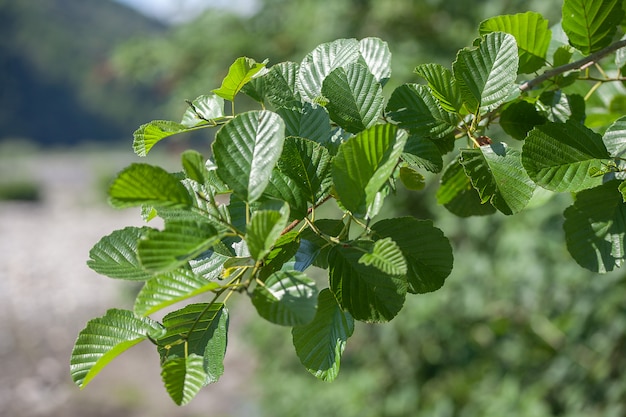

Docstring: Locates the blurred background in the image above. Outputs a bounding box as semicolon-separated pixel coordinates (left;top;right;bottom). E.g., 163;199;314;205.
1;0;625;416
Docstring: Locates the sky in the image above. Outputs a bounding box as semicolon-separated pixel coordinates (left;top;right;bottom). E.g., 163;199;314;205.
114;0;259;24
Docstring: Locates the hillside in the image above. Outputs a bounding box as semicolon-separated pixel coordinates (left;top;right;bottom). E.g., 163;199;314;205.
0;0;166;145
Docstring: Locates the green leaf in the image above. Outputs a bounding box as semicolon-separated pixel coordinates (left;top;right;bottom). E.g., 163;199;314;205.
402;134;444;173
87;226;153;280
522;121;610;192
332;124;406;217
298;219;346;270
437;158;497;217
460;143;536;215
292;289;354;381
371;217;453;294
213;110;286;203
277;137;333;204
134;268;223;317
359;237;407;276
358;37;392;85
329;244;407;322
109;163;192;209
181;150;207;184
133;120;189;157
262;169;310;221
562;0;624;54
479;12;551;73
277;103;332;145
212;57;267;101
245;202;290;260
453;32;519;113
564;180;626;273
538;91;586;123
297;38;361;102
399;166;426;190
603;116;626;157
157;303;228;384
414;63;463;113
180;94;225;128
500;100;546;140
70;309;163;389
252;270;319;326
259;231;301;280
264;61;302;109
321;62;385;133
138;220;222;274
386;83;456;138
161;355;207;406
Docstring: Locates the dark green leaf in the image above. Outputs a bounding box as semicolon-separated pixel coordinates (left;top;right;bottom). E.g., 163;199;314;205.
262;169;309;221
329;244;407;322
437;158;497;217
386;83;456;138
414;63;464;113
181;150;207;184
259;231;301;280
252;270;319;326
522;121;610;192
264;61;302;109
322;62;385;133
460;143;536;215
538;91;586;123
359;237;407;276
402;134;444;173
292;289;354;381
500;100;547;140
399;166;426;190
109;163;192;209
277;103;332;145
277;137;333;204
371;217;453;294
564;180;626;272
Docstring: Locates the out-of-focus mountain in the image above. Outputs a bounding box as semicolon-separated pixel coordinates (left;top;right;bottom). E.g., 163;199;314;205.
0;0;166;145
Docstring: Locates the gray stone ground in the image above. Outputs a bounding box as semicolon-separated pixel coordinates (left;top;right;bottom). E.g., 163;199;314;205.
0;152;259;417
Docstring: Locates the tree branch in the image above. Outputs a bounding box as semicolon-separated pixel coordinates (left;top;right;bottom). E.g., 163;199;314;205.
519;39;626;92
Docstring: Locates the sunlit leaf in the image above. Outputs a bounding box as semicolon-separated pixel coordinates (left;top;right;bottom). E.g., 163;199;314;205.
161;355;207;406
358;237;407;276
414;63;463;113
603;115;626;157
109;163;192;209
562;0;623;54
437;158;497;217
133;120;190;157
332;124;406;217
87;226;153;280
453;32;519;113
213;110;285;203
245;202;290;260
359;37;392;85
399;166;426;190
522;121;610;192
70;309;163;389
180;94;225;128
212;57;267;101
264;61;302;109
479;12;551;73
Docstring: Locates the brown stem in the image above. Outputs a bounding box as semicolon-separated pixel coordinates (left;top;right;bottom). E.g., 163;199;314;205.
519;39;626;92
281;194;333;235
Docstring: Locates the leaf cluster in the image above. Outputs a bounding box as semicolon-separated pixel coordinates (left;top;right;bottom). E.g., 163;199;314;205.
72;0;626;405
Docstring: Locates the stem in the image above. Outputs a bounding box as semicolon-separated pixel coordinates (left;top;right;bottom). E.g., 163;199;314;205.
281;194;333;235
520;39;626;92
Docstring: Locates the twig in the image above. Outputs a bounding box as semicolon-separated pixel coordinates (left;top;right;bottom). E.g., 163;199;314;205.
519;39;626;92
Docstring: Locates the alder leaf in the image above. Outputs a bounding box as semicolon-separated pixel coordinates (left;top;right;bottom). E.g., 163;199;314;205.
213;110;285;203
292;289;354;381
562;0;624;55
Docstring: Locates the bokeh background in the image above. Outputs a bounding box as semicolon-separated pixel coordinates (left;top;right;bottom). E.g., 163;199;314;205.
2;1;625;416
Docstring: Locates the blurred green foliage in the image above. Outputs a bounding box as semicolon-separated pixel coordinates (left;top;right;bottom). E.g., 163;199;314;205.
112;0;562;117
248;188;626;416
